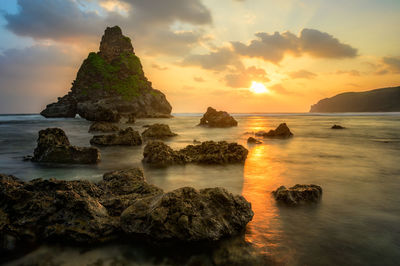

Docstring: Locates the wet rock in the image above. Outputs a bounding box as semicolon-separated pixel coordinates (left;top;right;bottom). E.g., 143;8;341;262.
89;122;119;133
31;128;100;164
199;107;238;128
272;184;322;206
256;123;293;138
141;124;177;140
90;127;142;146
331;124;345;129
77;102;121;122
40;94;77;118
193;139;201;144
120;187;253;241
143;141;248;167
126;114;136;124
247;137;261;144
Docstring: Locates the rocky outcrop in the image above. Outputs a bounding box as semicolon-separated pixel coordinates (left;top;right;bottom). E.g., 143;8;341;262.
143;141;248;167
272;184;322;206
89;121;119;132
31;128;100;164
120;186;253;241
310;86;400;112
141;123;177;140
255;123;293;138
331;124;345;129
247;137;261;144
0;169;253;252
40;26;172;121
199;107;238;128
90;127;142;146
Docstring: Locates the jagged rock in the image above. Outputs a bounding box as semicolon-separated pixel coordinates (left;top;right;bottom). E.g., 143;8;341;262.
143;141;248;167
89;122;119;133
41;26;172;121
272;184;323;206
255;123;293;138
120;186;253;241
141;124;177;139
331;124;345;129
90;127;142;146
247;137;261;144
31;128;100;164
126;114;136;124
199;107;238;128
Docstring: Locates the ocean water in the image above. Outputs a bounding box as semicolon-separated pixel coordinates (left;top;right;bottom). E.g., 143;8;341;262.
1;113;400;265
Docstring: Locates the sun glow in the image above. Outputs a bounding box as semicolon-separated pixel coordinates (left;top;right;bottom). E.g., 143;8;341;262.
250;81;270;94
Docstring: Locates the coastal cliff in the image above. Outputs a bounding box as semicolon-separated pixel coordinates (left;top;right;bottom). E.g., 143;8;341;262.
41;26;172;121
310;86;400;113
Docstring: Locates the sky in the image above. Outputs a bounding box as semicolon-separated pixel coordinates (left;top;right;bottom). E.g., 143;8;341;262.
0;0;399;114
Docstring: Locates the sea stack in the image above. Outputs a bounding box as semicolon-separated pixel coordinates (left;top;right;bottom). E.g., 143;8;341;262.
41;26;172;121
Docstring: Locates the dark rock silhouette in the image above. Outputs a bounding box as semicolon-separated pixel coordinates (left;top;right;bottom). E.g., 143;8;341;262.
89;121;119;132
199;107;238;128
310;86;400;112
41;26;172;121
272;184;322;206
141;124;177;140
255;123;293;138
331;124;345;129
31;128;100;164
90;127;142;146
0;169;253;251
143;141;248;167
247;137;261;144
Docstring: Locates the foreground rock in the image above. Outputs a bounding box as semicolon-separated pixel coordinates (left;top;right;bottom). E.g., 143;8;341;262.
41;26;172;121
272;184;322;206
256;123;293;138
90;127;142;146
331;124;345;129
141;123;177;140
199;107;238;127
143;141;248;167
89;121;119;132
31;128;100;164
247;137;261;144
0;169;253;252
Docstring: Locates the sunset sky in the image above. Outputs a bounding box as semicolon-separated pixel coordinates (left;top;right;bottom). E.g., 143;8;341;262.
0;0;399;113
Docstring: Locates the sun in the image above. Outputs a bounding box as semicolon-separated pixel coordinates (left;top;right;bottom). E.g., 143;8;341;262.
250;81;270;94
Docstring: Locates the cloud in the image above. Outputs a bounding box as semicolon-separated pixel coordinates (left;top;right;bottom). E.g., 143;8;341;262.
224;66;269;88
269;84;295;95
151;63;168;70
194;76;205;82
288;70;317;79
382;56;400;73
180;47;241;70
232;28;358;63
335;70;360;76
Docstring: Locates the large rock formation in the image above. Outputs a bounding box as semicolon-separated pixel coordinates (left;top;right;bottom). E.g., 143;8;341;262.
143;141;248;167
41;26;172;121
199;107;238;128
141;123;177;140
0;169;253;252
31;128;100;164
310;86;400;112
90;127;142;146
272;184;322;206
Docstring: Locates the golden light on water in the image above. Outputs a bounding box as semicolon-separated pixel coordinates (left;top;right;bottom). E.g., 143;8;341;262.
250;81;270;94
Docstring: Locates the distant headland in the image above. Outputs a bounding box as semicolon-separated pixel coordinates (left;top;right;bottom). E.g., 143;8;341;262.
310;86;400;113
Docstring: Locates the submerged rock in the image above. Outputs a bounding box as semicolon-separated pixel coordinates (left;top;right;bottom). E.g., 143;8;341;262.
0;169;253;250
89;121;119;132
331;124;345;129
247;137;261;144
143;141;248;167
272;184;322;206
121;187;253;241
256;123;293;138
31;128;100;164
141;124;177;140
90;127;142;146
199;107;238;128
40;26;172;121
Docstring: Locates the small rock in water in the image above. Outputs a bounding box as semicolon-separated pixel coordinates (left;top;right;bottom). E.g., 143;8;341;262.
90;127;142;146
198;107;238;128
272;184;322;206
125;114;136;124
247;137;261;144
141;123;177;140
256;123;293;138
331;124;345;129
31;128;100;164
193;139;201;144
89;121;119;133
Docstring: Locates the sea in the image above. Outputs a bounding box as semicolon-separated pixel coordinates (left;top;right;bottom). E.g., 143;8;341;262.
1;113;400;266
